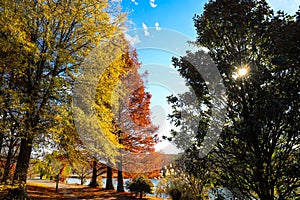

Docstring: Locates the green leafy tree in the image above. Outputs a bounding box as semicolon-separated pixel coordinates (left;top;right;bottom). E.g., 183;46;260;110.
168;0;299;199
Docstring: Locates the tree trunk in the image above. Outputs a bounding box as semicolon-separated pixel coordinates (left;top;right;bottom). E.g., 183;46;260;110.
0;114;7;155
140;191;143;199
105;165;114;190
89;159;99;187
6;137;33;199
117;161;124;192
55;174;59;193
258;189;273;200
0;133;3;155
259;194;273;200
116;129;124;192
1;137;14;183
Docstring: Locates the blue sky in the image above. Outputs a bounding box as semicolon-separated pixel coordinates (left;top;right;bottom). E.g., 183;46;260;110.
121;0;300;39
121;0;206;39
120;0;300;154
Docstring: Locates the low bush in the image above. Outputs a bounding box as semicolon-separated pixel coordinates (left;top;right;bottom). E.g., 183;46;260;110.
126;175;154;199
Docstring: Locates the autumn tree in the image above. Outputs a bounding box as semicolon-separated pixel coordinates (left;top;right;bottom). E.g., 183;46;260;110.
113;51;159;192
75;39;138;189
168;0;300;199
0;0;125;198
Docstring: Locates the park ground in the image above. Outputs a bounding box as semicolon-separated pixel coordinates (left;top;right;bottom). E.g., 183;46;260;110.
0;179;167;200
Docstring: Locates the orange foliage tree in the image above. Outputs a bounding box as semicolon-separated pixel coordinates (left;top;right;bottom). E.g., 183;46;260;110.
113;49;160;192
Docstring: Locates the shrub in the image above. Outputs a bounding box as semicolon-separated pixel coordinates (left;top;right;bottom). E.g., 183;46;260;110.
126;175;154;199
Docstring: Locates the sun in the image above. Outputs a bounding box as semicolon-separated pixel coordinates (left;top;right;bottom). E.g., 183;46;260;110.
237;67;249;77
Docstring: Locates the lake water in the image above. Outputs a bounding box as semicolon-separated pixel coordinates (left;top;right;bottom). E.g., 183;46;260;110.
66;177;168;198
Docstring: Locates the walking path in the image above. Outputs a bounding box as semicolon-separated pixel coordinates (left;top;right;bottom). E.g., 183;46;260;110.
24;179;165;200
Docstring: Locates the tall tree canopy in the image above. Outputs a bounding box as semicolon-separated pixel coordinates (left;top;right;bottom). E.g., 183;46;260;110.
0;0;125;198
168;0;300;199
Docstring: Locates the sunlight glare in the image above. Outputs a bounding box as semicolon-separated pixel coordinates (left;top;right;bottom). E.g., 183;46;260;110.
237;67;248;77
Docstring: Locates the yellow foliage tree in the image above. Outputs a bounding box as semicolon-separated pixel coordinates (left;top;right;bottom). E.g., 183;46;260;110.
0;0;126;198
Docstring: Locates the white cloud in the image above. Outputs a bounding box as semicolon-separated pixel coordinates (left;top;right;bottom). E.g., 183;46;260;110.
131;0;138;5
124;33;140;46
155;22;161;31
150;0;157;8
142;23;150;36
